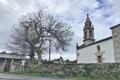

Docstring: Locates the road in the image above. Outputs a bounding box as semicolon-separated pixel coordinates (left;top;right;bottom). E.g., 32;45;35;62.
0;73;69;80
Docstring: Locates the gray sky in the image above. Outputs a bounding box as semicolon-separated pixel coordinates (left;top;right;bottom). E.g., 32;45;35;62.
0;0;120;60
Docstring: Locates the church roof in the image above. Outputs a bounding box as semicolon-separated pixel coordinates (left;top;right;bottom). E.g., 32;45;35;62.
110;24;120;29
0;52;27;60
77;36;112;50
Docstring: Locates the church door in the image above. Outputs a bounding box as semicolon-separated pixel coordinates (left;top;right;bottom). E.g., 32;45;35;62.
97;56;102;63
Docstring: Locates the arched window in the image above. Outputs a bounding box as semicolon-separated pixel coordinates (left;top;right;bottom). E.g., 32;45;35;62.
90;31;92;37
97;45;101;51
84;31;87;39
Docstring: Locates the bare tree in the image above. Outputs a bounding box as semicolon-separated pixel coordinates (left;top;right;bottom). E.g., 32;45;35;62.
8;9;73;64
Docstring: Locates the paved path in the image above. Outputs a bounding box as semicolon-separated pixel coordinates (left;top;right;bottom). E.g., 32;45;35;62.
0;73;69;80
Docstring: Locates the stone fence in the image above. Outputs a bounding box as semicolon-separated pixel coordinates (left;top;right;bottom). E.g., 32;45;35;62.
27;63;120;79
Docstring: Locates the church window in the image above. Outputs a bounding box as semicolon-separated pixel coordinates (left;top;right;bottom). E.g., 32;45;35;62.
97;45;100;51
97;56;102;63
90;31;92;37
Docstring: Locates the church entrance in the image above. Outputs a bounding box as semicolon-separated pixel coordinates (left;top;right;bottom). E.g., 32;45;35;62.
97;56;102;63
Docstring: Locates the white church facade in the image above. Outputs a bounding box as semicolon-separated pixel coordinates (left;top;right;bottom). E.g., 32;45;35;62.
76;14;120;63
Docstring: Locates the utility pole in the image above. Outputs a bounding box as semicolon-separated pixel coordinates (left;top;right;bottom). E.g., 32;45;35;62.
49;38;51;62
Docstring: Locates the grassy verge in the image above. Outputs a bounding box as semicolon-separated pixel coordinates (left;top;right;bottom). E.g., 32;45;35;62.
3;72;119;80
6;72;54;77
70;77;92;80
3;72;93;80
4;71;67;78
70;77;119;80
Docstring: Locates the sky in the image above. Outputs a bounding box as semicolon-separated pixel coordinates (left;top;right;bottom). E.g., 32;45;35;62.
0;0;120;60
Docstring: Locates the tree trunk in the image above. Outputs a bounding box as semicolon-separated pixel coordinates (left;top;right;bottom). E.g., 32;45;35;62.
37;51;42;64
29;46;35;61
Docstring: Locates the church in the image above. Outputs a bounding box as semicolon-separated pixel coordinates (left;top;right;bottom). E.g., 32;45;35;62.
76;14;120;63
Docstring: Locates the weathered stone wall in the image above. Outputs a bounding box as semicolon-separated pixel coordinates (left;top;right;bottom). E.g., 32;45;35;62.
0;60;4;72
10;59;22;72
111;25;120;63
0;59;23;72
27;63;120;78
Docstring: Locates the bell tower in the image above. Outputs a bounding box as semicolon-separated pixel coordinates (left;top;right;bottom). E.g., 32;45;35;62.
83;14;95;45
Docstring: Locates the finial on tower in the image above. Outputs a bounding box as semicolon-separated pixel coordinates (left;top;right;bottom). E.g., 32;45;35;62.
87;13;89;18
85;13;91;23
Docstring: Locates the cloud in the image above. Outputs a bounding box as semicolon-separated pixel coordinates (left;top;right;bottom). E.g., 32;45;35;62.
0;0;120;60
111;0;120;24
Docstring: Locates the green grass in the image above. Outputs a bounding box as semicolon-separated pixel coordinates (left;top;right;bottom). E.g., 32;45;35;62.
3;72;92;79
70;77;92;80
3;72;120;80
9;72;54;77
70;77;120;80
5;71;67;78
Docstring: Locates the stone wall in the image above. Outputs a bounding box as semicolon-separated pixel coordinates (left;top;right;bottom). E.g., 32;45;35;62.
0;58;23;72
27;63;120;78
111;24;120;63
10;59;22;72
0;60;4;72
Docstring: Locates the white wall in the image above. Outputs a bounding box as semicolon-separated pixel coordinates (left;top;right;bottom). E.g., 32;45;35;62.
77;38;115;63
